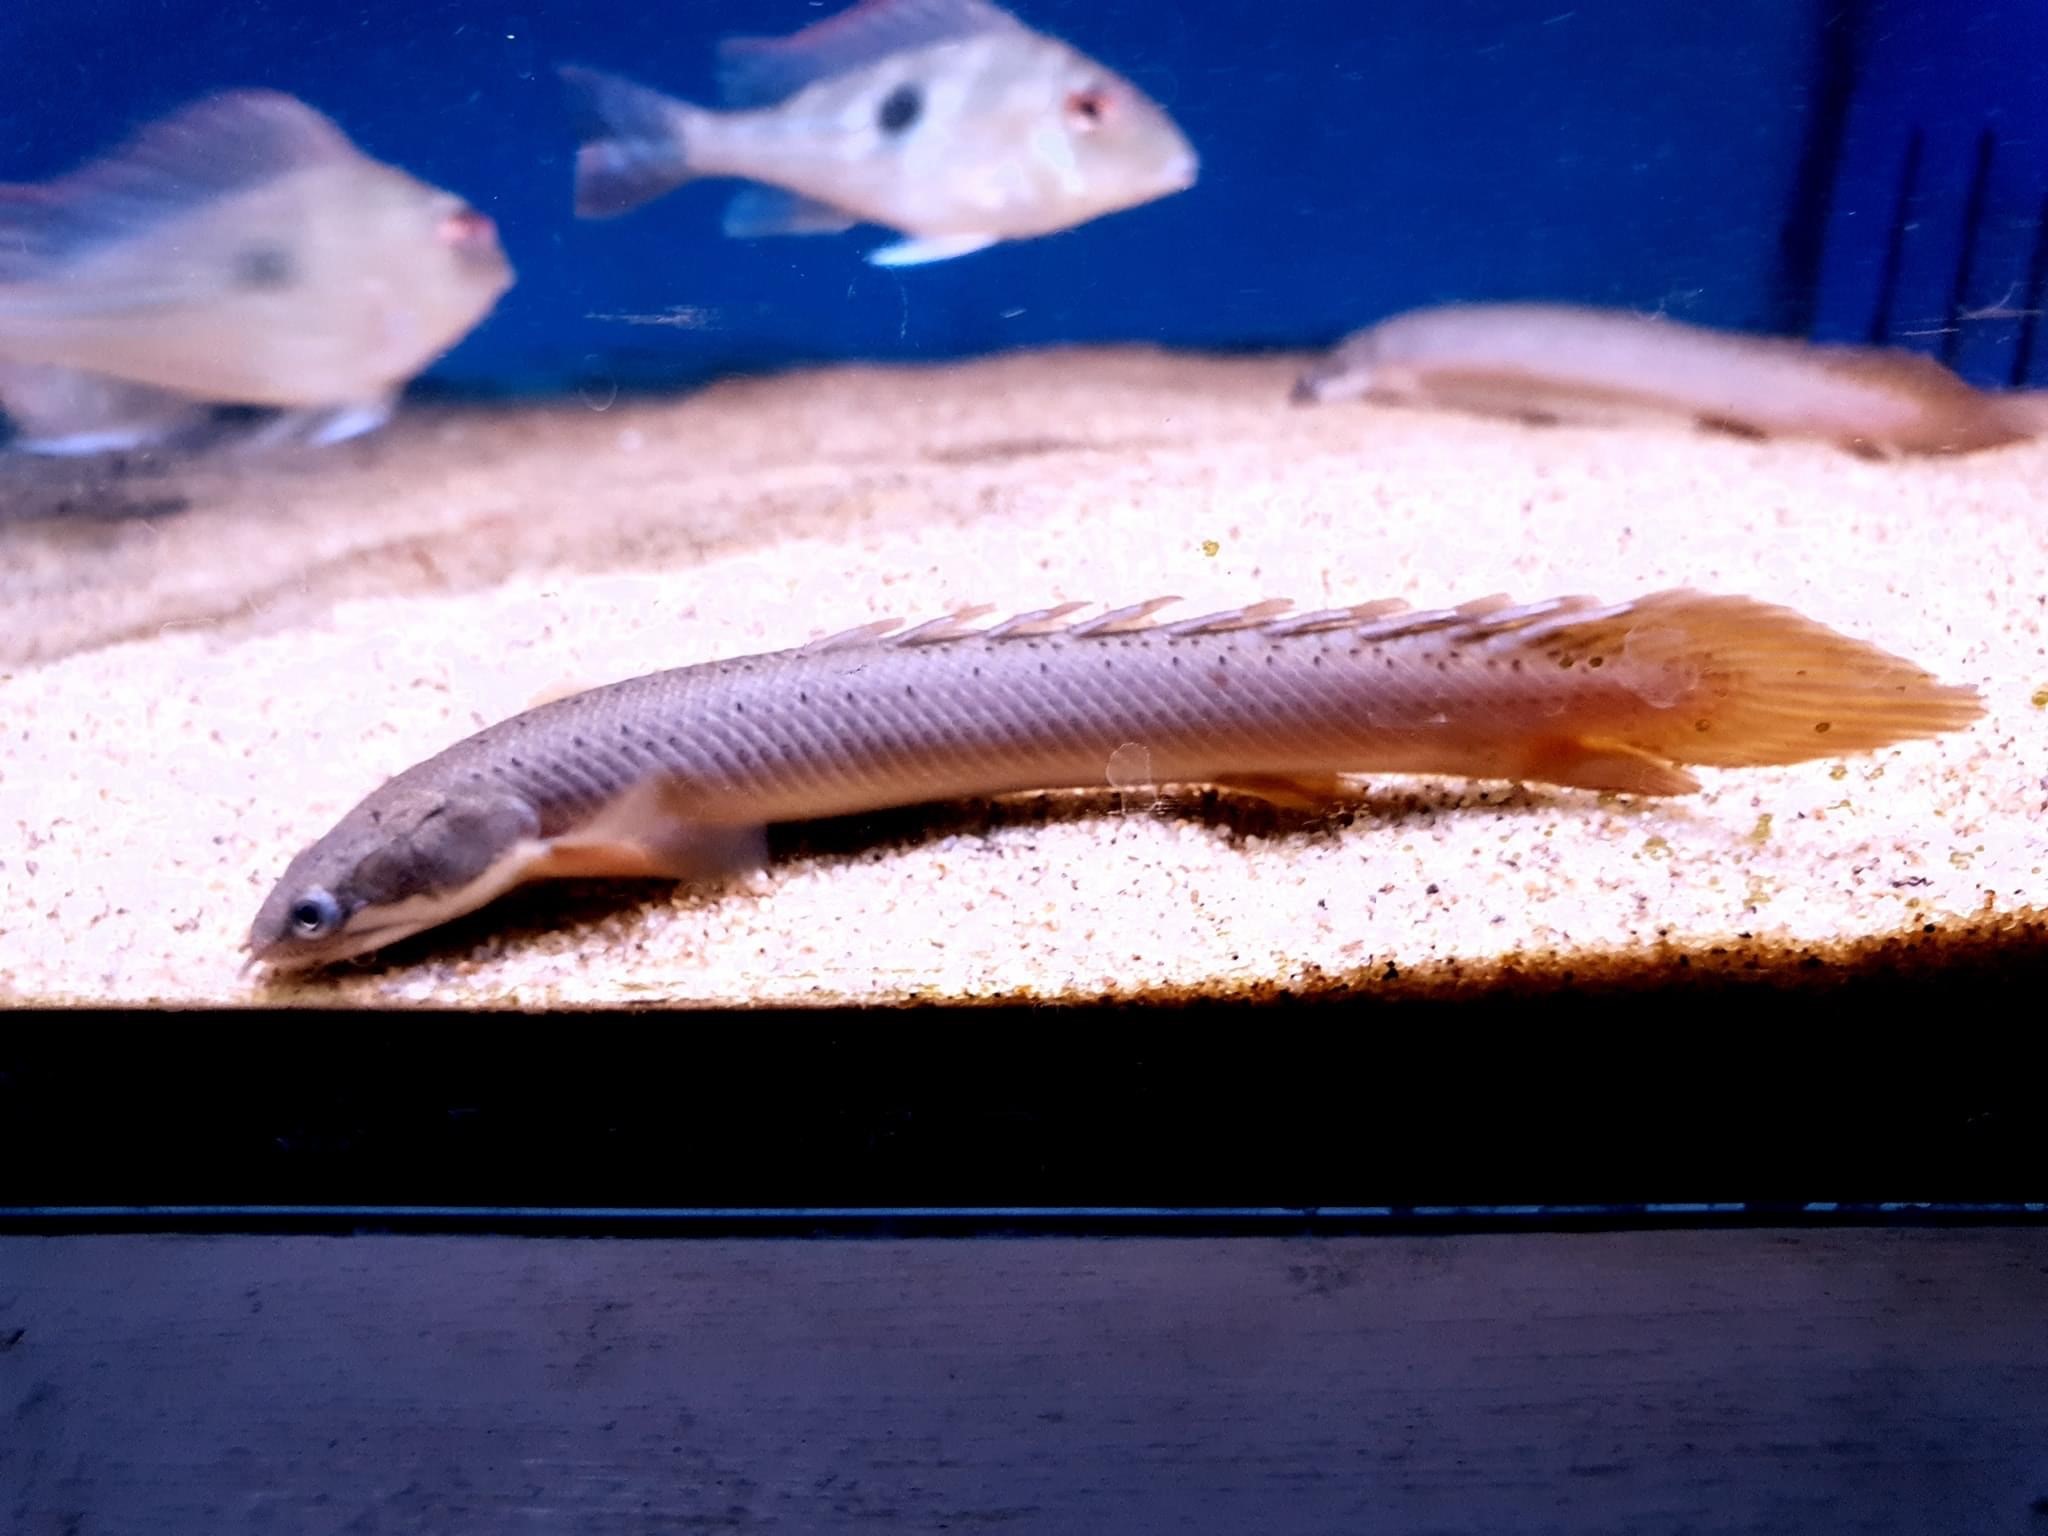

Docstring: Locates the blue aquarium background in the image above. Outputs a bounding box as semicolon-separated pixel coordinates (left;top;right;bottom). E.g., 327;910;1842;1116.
3;0;2043;392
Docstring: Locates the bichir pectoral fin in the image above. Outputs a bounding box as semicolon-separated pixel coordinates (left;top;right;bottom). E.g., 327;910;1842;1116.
1515;737;1701;796
1209;773;1354;812
537;776;769;882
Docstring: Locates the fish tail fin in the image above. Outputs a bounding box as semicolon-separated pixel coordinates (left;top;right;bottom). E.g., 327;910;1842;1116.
1523;590;1982;784
559;66;705;219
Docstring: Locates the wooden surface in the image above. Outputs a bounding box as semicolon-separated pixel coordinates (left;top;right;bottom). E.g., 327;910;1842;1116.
4;1230;2046;1533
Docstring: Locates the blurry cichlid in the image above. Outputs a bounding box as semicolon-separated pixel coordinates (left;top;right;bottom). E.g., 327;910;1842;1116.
562;0;1198;267
0;91;514;454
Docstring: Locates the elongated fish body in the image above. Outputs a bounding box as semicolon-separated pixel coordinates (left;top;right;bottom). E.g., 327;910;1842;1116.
249;589;1981;969
562;0;1197;266
1295;303;2041;457
0;91;513;447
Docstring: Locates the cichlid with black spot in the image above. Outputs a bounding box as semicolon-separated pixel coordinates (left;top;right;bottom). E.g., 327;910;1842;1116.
559;0;1197;268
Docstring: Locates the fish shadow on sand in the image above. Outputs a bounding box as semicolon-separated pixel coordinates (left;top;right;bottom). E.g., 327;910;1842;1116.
0;406;402;528
0;449;194;526
253;779;1604;987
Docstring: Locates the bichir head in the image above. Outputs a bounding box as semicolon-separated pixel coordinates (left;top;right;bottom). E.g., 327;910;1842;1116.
248;783;540;971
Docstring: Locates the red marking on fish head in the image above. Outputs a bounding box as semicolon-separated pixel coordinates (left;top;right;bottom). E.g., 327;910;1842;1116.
437;205;499;254
1064;84;1114;133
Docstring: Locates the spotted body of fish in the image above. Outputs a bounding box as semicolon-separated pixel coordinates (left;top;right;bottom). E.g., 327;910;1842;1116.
0;91;514;453
248;588;1981;971
562;0;1198;267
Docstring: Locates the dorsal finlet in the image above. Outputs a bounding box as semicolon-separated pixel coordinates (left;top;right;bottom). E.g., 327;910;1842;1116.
1161;599;1296;637
1262;598;1410;637
804;617;906;652
894;605;996;645
1067;597;1183;637
798;592;1668;657
983;601;1093;640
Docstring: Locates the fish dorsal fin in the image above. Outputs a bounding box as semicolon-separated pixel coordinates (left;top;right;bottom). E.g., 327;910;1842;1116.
796;594;1638;656
716;0;1028;108
0;91;359;277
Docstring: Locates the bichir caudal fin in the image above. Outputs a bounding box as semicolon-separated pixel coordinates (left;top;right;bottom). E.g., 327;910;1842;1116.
1477;589;1983;787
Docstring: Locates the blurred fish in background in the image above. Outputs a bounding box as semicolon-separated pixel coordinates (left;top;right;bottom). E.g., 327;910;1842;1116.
1294;302;2048;458
0;90;514;455
562;0;1199;268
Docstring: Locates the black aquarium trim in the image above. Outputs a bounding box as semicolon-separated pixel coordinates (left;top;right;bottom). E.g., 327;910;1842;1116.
0;1201;2043;1239
3;944;2044;1215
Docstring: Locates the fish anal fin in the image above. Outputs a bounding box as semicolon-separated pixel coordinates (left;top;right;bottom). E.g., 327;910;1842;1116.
1516;736;1701;797
717;0;1025;108
723;185;858;239
868;232;998;267
1210;773;1354;812
542;776;768;882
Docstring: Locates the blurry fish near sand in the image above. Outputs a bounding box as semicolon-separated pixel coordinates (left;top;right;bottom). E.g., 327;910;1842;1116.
1294;302;2048;458
561;0;1198;267
0;91;513;455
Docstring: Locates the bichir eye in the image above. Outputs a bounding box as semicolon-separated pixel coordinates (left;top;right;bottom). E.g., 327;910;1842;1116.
1065;87;1111;130
287;889;343;939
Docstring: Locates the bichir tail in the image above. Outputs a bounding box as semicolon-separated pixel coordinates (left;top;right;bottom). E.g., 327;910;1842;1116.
1510;590;1983;794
